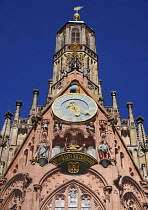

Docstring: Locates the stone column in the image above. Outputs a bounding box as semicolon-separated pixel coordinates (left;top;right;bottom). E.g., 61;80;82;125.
33;184;42;210
104;186;112;210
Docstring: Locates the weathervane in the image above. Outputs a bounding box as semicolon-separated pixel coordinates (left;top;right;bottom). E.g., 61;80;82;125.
73;6;83;21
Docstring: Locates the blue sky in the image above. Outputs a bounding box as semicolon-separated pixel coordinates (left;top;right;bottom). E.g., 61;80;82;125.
0;0;148;132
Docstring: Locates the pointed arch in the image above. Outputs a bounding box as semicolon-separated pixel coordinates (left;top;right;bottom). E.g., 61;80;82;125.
122;192;144;210
1;189;23;210
40;179;106;210
121;176;146;210
39;167;108;187
1;173;32;200
121;176;145;201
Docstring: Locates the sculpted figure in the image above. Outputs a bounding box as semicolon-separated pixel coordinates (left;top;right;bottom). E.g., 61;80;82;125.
64;142;85;152
98;140;111;159
61;67;68;77
37;140;50;158
83;67;90;77
54;122;62;132
99;121;107;132
86;122;95;132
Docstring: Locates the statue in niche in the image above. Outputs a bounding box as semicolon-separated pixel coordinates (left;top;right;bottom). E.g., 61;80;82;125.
98;140;112;159
86;122;95;132
37;139;50;158
42;121;49;132
31;139;50;166
54;121;62;132
60;67;68;77
83;67;90;78
99;120;107;132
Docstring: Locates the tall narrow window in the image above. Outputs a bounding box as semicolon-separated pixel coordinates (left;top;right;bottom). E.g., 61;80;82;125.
86;33;90;47
71;28;80;43
81;195;91;210
68;187;78;209
55;195;65;210
120;152;124;168
24;149;28;166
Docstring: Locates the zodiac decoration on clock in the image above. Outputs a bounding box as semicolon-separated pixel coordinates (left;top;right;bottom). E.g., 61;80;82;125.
66;100;90;117
52;94;97;122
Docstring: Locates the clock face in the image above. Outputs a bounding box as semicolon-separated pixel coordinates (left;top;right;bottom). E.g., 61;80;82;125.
52;94;97;122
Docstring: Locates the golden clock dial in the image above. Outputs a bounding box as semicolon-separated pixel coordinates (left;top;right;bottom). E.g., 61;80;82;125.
52;94;97;122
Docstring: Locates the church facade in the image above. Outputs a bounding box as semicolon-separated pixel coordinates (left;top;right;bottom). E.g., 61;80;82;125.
0;13;148;209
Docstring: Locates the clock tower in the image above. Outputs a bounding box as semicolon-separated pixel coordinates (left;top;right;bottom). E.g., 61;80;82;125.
0;9;148;210
46;20;103;104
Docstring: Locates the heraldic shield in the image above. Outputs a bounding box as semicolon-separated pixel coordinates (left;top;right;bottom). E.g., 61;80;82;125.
68;162;80;173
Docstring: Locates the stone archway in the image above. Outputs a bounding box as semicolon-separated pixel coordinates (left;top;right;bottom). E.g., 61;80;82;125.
39;168;108;210
122;192;143;210
121;176;145;210
0;173;32;210
1;189;23;210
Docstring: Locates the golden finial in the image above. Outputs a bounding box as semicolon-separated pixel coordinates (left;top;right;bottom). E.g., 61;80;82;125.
73;6;83;21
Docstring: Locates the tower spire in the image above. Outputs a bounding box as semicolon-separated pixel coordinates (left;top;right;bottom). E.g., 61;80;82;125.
111;91;118;112
136;116;147;144
10;100;22;145
1;111;13;137
0;111;13;147
127;102;137;145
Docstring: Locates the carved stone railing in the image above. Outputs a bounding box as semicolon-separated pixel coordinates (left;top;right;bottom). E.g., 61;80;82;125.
54;44;98;61
87;79;99;95
51;77;64;94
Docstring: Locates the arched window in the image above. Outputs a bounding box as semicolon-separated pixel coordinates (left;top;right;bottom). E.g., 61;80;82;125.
81;194;91;209
86;32;90;47
41;183;105;210
68;187;78;209
55;194;65;209
71;28;80;43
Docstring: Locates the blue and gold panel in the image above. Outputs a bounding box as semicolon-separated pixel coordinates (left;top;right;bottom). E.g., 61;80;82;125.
70;85;80;93
49;152;98;175
52;93;98;122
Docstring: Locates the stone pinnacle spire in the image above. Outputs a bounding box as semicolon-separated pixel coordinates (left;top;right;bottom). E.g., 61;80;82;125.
29;89;39;116
111;91;118;112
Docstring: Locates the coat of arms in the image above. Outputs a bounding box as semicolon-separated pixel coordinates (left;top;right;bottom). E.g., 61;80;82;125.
68;162;80;173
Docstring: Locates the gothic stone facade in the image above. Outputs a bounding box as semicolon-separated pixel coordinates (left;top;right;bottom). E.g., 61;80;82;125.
0;20;148;209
